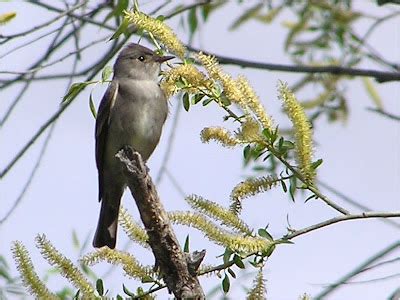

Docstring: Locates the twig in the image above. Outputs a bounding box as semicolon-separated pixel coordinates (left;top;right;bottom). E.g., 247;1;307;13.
0;1;87;43
366;107;400;121
187;45;400;83
116;147;205;299
284;211;400;240
317;179;400;229
314;240;400;299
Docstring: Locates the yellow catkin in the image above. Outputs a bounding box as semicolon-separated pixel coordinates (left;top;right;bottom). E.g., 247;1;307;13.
35;234;96;298
11;242;58;300
81;248;154;280
278;82;315;183
125;11;186;58
161;63;212;97
200;127;241;147
230;176;280;214
247;269;267;300
186;195;252;235
237;76;273;130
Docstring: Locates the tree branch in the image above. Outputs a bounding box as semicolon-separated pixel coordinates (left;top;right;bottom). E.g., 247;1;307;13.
284;211;400;240
116;146;205;299
187;46;400;83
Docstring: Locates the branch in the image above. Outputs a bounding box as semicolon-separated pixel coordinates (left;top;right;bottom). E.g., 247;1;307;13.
366;107;400;121
116;147;205;299
187;46;400;83
284;211;400;240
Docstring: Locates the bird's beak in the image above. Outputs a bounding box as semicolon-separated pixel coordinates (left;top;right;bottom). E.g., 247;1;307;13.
154;55;174;63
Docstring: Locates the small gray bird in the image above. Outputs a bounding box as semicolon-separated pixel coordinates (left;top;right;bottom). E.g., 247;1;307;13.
93;43;173;249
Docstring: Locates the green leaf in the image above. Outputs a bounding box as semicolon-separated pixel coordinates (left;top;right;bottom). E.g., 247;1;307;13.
202;98;213;106
281;180;287;193
258;228;273;241
184;235;190;253
73;290;80;300
227;268;236;278
96;279;104;296
122;284;135;297
188;8;198;38
110;17;129;40
72;230;80;250
362;77;383;110
62;81;93;104
141;275;154;283
222;274;230;293
311;158;323;170
262;244;276;257
229;3;263;30
89;92;97;119
233;255;245;269
183;92;190;111
116;295;123;300
102;66;113;82
243;145;251;164
192;93;205;104
223;248;233;264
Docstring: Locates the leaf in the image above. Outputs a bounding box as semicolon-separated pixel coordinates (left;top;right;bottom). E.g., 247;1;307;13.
311;158;323;170
0;12;16;25
182;92;190;111
223;248;233;264
122;284;135;297
188;8;198;39
62;82;93;104
72;230;80;250
192;93;205;104
141;275;154;283
184;235;190;253
243;145;251;163
110;17;130;40
281;180;287;193
227;268;236;278
229;3;263;30
202;98;213;106
102;66;113;82
258;228;273;241
96;279;104;296
222;274;230;293
89;92;97;119
233;255;245;269
362;77;383;110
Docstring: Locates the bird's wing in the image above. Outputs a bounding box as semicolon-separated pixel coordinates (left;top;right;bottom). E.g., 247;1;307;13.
95;80;119;202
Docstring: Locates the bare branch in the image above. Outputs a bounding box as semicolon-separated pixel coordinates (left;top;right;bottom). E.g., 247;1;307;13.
116;146;205;299
188;46;400;83
284;211;400;240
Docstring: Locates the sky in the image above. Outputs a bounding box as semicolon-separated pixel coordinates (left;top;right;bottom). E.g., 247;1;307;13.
0;1;399;299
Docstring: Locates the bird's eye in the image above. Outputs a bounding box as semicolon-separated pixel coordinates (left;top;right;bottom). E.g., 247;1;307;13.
138;56;145;62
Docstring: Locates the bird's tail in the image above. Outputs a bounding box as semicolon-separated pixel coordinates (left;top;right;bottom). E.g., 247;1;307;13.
93;198;120;249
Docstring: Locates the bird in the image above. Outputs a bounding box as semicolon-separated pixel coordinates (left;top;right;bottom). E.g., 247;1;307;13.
93;43;173;249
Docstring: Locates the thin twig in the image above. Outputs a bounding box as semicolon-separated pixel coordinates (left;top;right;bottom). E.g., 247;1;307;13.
187;46;400;83
366;107;400;121
284;211;400;240
317;179;400;229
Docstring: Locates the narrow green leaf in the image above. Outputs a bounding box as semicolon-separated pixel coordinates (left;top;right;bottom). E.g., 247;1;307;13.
183;92;190;111
188;8;198;37
71;230;80;249
202;98;213;106
89;92;97;119
184;235;190;253
222;274;230;293
192;93;205;104
122;284;135;297
233;255;245;269
281;180;287;193
73;290;80;300
96;279;104;296
311;158;323;170
243;145;251;163
116;295;123;300
102;66;113;82
110;18;129;40
223;248;233;264
141;275;154;283
258;228;273;241
62;82;92;104
227;268;236;278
